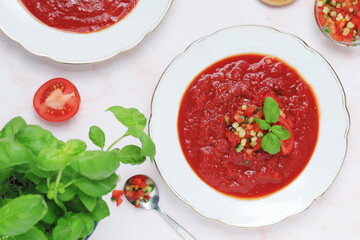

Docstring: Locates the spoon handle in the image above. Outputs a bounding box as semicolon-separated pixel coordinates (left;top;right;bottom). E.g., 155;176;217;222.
155;206;196;240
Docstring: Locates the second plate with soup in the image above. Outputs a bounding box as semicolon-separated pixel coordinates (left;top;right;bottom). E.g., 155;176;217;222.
0;0;172;63
149;25;349;227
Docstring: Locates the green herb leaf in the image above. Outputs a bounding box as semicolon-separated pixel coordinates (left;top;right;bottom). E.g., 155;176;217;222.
78;191;96;212
261;133;281;154
0;139;35;170
89;126;105;149
106;106;147;130
70;151;119;180
24;171;42;185
74;173;118;197
42;201;59;225
125;128;156;161
263;97;280;124
118;145;146;165
0;194;48;236
256;119;270;130
77;213;95;237
16;125;59;156
0;116;26;139
28;165;49;179
270;125;290;140
62;139;87;156
7;226;47;240
35;180;49;194
52;215;84;240
0;168;13;183
36;148;68;171
91;199;110;222
58;184;77;202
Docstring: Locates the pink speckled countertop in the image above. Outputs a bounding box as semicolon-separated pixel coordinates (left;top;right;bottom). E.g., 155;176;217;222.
0;0;359;239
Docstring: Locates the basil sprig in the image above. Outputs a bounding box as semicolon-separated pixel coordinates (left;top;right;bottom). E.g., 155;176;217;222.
256;97;290;154
0;106;155;239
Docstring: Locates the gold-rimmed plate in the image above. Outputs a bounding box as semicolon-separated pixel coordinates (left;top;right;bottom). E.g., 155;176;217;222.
0;0;172;64
149;25;349;227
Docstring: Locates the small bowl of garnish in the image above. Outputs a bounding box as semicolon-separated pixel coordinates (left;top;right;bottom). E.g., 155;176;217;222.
315;0;360;46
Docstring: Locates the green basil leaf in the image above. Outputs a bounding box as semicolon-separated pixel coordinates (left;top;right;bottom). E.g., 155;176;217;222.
77;213;94;237
74;174;118;197
7;226;47;240
111;148;120;153
24;171;42;184
270;125;290;140
52;215;83;240
117;145;146;165
89;126;105;149
261;133;281;154
70;151;119;180
106;106;147;130
58;184;77;202
91;199;110;222
57;140;65;149
42;201;58;225
0;139;35;170
0;117;26;139
0;168;13;183
29;165;49;179
125;128;156;161
0;194;48;236
13;164;28;174
256;119;270;130
64;197;87;213
16;125;59;156
263;97;280;124
61;139;87;156
35;180;48;194
36;148;68;171
78;191;96;212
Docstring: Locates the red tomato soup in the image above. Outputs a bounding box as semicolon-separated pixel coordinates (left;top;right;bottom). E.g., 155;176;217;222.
178;54;319;198
20;0;139;33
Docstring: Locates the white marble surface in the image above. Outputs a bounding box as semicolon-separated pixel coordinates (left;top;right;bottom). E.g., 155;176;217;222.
0;0;359;239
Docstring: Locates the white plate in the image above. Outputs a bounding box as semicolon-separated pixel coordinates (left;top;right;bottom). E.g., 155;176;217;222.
0;0;172;64
149;25;350;227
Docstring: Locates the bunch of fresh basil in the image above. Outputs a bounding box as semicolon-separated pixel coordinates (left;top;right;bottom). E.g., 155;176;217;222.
0;106;155;240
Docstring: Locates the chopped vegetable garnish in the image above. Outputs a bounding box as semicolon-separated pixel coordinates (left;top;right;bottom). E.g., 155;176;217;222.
124;175;155;207
316;0;360;44
225;95;293;157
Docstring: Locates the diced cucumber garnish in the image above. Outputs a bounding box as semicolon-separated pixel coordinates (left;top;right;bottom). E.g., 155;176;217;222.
235;144;243;153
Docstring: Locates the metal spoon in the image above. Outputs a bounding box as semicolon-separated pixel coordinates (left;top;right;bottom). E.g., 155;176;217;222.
124;175;196;240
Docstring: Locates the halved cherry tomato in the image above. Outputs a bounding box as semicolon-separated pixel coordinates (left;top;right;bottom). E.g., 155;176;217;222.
277;116;294;155
33;78;80;122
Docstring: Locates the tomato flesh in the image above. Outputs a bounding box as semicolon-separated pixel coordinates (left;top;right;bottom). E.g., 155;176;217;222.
33;78;81;122
277;116;294;155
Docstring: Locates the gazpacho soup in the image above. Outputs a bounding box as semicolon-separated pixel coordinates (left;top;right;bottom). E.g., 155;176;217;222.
178;54;319;198
20;0;139;33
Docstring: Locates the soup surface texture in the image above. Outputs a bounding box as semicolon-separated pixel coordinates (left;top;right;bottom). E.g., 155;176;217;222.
20;0;139;33
178;54;319;198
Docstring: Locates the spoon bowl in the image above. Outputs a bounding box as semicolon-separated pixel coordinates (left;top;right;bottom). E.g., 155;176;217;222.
124;175;196;240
